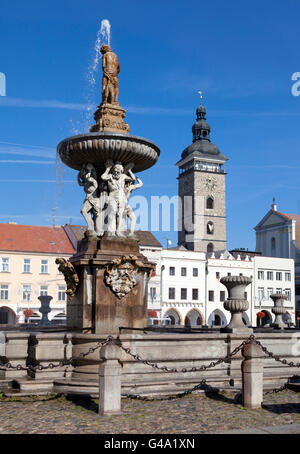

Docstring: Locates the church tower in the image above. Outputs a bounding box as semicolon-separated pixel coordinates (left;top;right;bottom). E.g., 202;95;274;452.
176;97;229;253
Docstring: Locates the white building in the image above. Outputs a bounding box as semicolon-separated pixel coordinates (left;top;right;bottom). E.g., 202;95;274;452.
254;200;300;317
143;246;295;327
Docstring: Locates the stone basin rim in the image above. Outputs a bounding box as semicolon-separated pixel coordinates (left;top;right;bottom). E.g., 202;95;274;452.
57;131;161;156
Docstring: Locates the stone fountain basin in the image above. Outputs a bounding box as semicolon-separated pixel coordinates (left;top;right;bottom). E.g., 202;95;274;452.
57;132;160;173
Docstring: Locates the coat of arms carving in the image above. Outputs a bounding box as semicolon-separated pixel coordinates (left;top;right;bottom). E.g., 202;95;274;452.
104;255;139;299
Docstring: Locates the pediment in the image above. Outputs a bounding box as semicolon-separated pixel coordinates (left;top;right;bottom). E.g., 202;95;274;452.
254;210;288;230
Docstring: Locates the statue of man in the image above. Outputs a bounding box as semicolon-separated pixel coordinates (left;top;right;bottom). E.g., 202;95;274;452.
123;165;143;236
77;163;102;235
101;160;133;237
100;44;120;105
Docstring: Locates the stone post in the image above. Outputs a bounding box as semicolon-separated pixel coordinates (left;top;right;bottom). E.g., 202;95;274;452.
270;293;287;329
220;275;252;334
241;340;264;409
99;342;122;415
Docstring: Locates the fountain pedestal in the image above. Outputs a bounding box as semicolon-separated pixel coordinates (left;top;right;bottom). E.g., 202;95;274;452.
66;235;154;334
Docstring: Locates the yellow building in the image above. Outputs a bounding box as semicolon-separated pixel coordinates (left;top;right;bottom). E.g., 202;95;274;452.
0;223;75;324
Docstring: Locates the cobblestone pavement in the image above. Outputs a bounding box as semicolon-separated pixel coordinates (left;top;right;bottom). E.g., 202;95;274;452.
0;389;300;434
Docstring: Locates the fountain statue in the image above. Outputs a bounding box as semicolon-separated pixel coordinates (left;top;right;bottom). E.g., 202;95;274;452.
57;44;159;334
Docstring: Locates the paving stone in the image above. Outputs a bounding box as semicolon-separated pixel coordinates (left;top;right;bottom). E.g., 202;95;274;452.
0;389;299;434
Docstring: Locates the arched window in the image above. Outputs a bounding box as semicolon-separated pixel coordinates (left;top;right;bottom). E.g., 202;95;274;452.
206;197;214;209
271;237;276;257
207;243;214;253
207;221;214;234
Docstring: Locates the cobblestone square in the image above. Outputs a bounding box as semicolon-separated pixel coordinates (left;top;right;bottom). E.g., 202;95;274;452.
0;389;300;434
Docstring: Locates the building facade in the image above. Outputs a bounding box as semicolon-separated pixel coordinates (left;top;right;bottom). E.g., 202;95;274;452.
255;201;300;316
0;223;75;324
142;247;295;327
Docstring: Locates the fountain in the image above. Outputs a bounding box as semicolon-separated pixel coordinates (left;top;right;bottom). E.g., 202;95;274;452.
57;42;159;334
270;293;288;329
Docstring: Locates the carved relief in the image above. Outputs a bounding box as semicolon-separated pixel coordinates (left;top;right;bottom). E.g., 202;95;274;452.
104;255;141;299
55;258;79;299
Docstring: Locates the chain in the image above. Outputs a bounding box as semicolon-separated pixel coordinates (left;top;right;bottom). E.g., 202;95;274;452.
0;335;114;372
121;379;218;401
254;339;300;368
113;335;254;374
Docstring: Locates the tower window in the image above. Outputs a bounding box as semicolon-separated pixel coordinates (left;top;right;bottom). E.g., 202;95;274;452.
207;221;214;235
207;243;214;253
206;197;214;209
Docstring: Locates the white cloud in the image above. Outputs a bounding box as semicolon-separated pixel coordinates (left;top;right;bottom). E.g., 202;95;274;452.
0;97;91;110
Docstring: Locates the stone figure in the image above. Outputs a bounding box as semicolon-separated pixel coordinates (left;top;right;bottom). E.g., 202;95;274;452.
101;44;120;105
77;163;103;236
124;168;143;236
55;258;79;299
101;160;134;237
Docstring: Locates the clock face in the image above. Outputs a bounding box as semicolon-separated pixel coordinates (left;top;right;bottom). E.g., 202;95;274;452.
205;176;217;192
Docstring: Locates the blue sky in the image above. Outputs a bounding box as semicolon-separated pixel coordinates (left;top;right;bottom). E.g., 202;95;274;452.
0;0;299;250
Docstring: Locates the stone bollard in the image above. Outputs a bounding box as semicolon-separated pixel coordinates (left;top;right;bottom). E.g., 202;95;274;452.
99;342;122;415
241;340;264;409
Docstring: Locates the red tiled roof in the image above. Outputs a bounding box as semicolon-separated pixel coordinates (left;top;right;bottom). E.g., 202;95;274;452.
0;224;75;254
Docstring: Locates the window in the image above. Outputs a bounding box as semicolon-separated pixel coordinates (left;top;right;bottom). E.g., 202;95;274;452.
193;268;198;277
192;289;198;300
22;284;32;301
206;197;214;209
23;259;31;273
276;272;282;281
258;287;264;301
220;291;225;302
258;271;264;280
276;288;282;294
0;284;8;300
150;287;156;300
207;243;214;253
285;272;291;281
169;288;175;300
267;271;273;280
227;272;231;276
271;237;276;257
285;289;291;301
207;221;214;235
181;267;187;277
41;260;48;274
1;258;9;272
209;290;214;302
267;288;274;299
181;288;187;300
58;286;66;301
40;286;48;296
216;272;220;279
169;267;175;276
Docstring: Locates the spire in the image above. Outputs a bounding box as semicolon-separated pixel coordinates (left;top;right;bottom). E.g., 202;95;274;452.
192;91;211;143
271;197;278;212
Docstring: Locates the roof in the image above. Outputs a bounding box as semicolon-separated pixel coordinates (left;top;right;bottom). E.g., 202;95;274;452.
63;225;163;249
0;224;75;254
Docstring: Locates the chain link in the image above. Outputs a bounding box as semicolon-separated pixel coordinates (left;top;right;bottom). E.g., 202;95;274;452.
121;379;218;401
